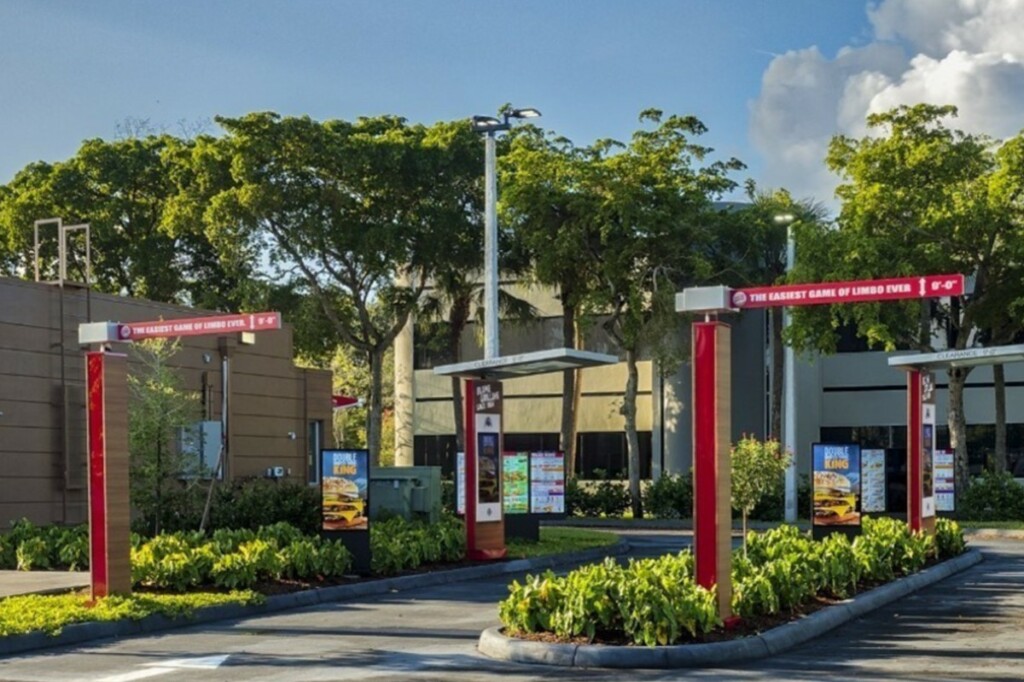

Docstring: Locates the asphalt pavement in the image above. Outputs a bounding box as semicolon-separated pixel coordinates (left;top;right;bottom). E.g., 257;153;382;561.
0;533;1021;682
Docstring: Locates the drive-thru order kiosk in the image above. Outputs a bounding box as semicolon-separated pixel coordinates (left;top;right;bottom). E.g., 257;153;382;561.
888;344;1024;532
435;348;616;560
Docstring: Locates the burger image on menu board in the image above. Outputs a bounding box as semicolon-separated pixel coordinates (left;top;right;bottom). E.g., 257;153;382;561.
322;476;366;530
814;470;859;525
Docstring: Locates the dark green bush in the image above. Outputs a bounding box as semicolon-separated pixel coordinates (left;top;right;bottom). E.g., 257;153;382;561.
643;473;693;519
565;478;632;517
958;471;1024;521
133;478;322;536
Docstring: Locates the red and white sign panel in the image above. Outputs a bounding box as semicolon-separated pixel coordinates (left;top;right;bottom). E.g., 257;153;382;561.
332;395;362;410
730;274;964;309
117;312;281;340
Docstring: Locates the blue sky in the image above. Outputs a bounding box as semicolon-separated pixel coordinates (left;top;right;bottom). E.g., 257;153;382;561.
3;1;1023;207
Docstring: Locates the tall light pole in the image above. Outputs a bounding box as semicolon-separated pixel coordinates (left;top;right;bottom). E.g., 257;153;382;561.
470;107;541;359
774;212;798;522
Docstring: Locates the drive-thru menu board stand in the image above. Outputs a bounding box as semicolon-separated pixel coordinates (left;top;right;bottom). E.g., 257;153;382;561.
501;451;566;541
465;380;506;560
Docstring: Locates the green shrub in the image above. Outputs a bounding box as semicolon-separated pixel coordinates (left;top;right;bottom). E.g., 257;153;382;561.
500;552;717;646
643;473;692;519
959;471;1024;521
502;519;969;646
0;590;263;637
369;513;465;576
441;479;457;515
935;518;966;559
133;479;322;536
16;537;51;571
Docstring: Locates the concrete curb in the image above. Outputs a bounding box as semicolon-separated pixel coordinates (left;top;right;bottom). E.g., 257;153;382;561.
478;548;983;669
0;539;628;658
550;518;811;533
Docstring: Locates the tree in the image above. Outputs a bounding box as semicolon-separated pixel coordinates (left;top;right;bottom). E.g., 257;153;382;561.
329;344;396;467
128;338;200;535
731;436;791;557
787;104;1024;492
581;110;744;517
0;135;243;309
501;127;603;476
175;113;482;464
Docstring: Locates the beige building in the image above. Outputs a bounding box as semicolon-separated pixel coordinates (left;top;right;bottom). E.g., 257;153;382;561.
393;282;659;478
0;277;333;527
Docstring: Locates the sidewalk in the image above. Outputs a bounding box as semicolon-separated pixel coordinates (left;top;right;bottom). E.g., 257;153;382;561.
0;570;88;598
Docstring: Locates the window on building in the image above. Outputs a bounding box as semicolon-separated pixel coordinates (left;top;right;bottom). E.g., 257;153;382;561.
575;431;652;480
414;435;459;477
503;432;560;453
307;420;323;484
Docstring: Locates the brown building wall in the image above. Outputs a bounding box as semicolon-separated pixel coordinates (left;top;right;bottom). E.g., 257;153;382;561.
0;277;333;526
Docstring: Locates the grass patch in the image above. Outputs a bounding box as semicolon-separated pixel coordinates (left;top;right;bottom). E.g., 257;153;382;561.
960;520;1024;530
506;527;618;559
0;589;263;637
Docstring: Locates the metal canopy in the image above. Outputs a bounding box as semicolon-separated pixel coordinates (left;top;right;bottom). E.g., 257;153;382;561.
433;348;618;380
888;344;1024;370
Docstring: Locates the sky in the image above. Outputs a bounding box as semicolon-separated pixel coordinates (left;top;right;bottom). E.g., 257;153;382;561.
2;0;1023;213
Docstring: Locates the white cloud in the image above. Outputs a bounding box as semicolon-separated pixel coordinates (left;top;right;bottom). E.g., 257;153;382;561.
750;0;1024;211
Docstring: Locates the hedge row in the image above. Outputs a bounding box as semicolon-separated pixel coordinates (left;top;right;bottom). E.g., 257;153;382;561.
500;517;966;646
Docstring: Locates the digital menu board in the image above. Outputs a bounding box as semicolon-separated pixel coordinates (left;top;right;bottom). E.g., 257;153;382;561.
812;443;861;527
530;451;565;514
861;449;887;513
502;452;529;514
321;449;369;531
934;449;956;512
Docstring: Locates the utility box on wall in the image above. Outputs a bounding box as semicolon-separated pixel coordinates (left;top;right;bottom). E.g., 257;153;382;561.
369;466;442;523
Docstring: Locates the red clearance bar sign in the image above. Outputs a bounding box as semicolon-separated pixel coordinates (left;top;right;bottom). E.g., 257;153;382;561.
117;312;282;341
730;274;965;309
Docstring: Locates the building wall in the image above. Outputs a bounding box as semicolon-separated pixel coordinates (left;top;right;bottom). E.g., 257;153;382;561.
0;277;333;526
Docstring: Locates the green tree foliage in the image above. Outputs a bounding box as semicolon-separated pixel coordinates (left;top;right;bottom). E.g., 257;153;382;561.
731;436;791;556
329;344;396;467
501;126;604;475
172;113;482;464
787;104;1024;490
0;135;242;309
128;338;201;535
581;110;744;517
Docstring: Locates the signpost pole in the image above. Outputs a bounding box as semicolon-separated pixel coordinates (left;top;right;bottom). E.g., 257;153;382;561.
692;320;732;620
86;351;131;598
906;369;923;533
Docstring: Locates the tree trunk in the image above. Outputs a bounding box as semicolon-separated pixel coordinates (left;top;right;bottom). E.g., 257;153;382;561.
947;366;972;495
770;308;783;439
560;302;578;476
623;347;643;518
368;347;384;467
994;363;1007;473
742;510;748;559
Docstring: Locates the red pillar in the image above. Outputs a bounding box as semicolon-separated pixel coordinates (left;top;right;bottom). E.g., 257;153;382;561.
906;369;923;532
464;379;478;555
86;351;132;598
692;321;732;619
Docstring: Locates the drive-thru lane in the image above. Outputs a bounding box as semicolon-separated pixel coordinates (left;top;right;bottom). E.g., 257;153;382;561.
0;534;1020;682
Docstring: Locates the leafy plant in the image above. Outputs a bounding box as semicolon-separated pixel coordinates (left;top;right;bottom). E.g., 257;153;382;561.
959;471;1024;521
731;436;791;556
935;518;966;559
643;473;692;519
16;537;51;571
